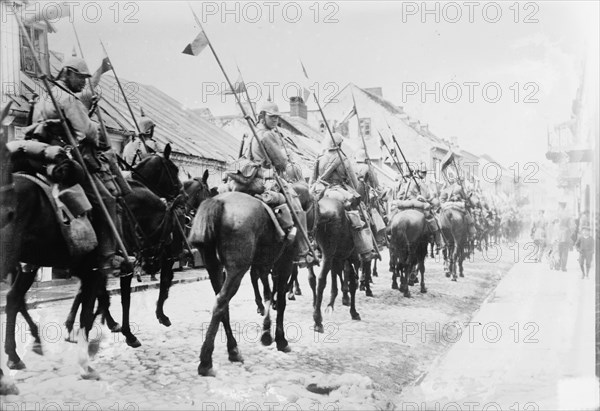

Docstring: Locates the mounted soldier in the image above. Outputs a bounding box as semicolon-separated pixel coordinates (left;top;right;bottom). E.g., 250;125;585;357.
27;57;130;277
225;101;310;263
310;133;377;261
439;169;476;239
122;116;158;166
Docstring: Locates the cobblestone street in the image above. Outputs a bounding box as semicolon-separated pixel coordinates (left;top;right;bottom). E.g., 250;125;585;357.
0;243;521;410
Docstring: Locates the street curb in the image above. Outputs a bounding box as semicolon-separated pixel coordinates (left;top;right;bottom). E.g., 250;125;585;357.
0;272;210;311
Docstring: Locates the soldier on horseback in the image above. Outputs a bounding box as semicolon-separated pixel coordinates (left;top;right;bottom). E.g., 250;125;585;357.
28;57;131;277
122;116;158;166
310;133;377;261
440;169;476;240
396;164;445;251
225;101;311;264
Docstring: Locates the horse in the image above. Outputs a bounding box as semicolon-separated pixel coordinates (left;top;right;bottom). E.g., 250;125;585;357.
64;145;191;334
305;194;361;333
189;187;308;377
388;209;429;297
439;206;469;281
0;102;20;395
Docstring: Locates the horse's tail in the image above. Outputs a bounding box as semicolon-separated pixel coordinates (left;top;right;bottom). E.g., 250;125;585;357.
188;197;223;247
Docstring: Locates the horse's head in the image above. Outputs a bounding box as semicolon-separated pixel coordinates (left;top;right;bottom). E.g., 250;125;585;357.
183;169;212;213
132;143;182;200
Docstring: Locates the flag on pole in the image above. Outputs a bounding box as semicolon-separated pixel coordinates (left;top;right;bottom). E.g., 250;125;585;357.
339;104;357;124
222;71;246;95
440;151;454;172
90;53;112;89
182;30;209;56
298;60;312;102
23;2;71;24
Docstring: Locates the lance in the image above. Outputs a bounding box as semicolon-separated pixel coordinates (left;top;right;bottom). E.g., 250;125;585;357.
99;40;151;155
351;91;387;234
188;4;319;265
302;62;380;260
377;130;405;181
386;120;421;193
236;66;255;158
14;11;131;266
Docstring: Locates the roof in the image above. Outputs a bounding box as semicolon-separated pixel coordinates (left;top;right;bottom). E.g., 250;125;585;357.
14;50;239;163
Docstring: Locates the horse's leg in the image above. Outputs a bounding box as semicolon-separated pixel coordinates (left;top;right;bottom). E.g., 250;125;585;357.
419;247;427;293
119;273;140;347
96;286;121;333
5;266;37;370
273;255;293;353
443;246;451;278
78;266;101;380
65;286;82;335
340;262;350;307
313;258;331;333
18;304;42;355
198;267;245;377
294;273;302;295
362;260;373;297
400;263;411;298
326;260;340;311
156;255;175;327
372;259;378;278
308;265;317;308
0;366;19;396
250;266;265;315
451;242;458;281
459;244;465;278
391;255;399;290
261;270;272;303
287;265;297;300
346;260;361;320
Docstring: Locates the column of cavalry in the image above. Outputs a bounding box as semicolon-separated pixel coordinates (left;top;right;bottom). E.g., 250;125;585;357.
0;17;521;394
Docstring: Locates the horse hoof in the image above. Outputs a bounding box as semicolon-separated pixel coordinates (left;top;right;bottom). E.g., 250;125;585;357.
295;289;302;296
32;342;43;356
445;272;451;278
451;277;457;282
459;273;464;278
126;338;142;348
359;283;365;291
257;307;265;316
228;347;244;363
403;291;411;298
325;305;334;314
277;344;291;353
7;359;26;370
81;367;101;381
109;323;122;333
198;365;216;377
261;332;273;346
421;287;428;294
366;290;373;297
0;379;19;396
314;324;324;334
351;312;361;321
407;280;415;286
158;316;172;327
342;297;350;307
413;277;419;284
391;282;398;290
288;293;295;301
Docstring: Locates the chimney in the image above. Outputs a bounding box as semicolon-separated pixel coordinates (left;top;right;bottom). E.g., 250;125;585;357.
290;96;307;120
365;87;383;98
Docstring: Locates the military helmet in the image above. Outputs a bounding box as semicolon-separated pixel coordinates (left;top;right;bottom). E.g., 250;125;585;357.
327;132;344;149
258;101;280;116
138;117;156;134
417;163;428;175
60;57;92;77
354;149;368;162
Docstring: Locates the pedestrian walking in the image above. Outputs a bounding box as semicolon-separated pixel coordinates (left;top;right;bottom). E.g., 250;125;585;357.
530;210;547;262
574;225;594;279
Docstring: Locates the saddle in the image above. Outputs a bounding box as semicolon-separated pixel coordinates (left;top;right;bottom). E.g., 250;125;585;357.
441;201;466;212
390;199;431;213
14;173;97;256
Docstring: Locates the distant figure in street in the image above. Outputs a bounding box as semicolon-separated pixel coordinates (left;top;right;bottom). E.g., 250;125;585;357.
530;210;547;262
557;202;574;272
574;225;594;279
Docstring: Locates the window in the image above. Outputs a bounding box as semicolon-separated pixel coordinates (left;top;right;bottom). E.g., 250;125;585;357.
20;23;50;76
359;118;371;137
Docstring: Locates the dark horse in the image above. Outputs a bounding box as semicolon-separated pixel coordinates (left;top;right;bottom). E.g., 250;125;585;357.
64;145;191;337
306;195;361;333
189;190;304;376
388;209;428;297
3;145;183;380
439;206;469;281
0;102;20;395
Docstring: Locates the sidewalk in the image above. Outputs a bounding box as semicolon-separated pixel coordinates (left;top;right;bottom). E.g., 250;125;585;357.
397;248;598;410
0;268;209;310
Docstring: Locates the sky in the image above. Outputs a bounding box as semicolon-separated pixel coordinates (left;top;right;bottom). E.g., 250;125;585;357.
35;0;599;165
